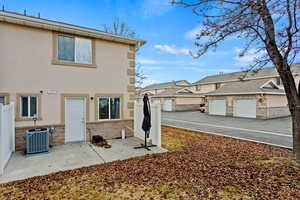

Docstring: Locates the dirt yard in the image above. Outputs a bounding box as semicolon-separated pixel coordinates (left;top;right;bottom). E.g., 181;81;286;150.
0;126;299;200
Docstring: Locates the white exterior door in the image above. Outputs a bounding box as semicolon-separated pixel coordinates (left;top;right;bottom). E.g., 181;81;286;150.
65;98;86;143
233;99;256;118
209;99;226;116
163;100;172;111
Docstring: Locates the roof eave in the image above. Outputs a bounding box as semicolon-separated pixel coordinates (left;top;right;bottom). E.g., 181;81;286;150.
205;92;286;96
0;11;146;47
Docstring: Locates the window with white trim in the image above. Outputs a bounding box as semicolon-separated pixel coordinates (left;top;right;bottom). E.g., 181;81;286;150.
98;97;121;120
57;35;92;64
20;96;38;118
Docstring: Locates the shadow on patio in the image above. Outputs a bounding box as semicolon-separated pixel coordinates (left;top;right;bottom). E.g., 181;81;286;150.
0;137;167;184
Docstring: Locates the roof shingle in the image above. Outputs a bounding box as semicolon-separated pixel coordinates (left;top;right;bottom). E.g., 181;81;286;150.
194;63;300;85
205;79;285;96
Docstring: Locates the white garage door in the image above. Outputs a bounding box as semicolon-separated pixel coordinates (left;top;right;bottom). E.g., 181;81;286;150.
209;99;226;116
233;99;256;118
163;100;172;111
153;99;161;105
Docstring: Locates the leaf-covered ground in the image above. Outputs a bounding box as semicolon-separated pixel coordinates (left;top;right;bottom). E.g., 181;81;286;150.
0;126;299;200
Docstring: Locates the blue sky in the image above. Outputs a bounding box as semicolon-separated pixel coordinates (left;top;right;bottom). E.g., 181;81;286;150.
1;0;274;86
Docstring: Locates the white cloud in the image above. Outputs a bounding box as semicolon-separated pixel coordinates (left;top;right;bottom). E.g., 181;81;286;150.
234;48;262;63
185;25;202;40
154;45;190;55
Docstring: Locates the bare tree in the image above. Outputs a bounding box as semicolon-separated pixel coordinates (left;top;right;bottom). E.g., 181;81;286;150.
101;17;137;39
171;0;300;161
135;63;148;88
102;17;147;88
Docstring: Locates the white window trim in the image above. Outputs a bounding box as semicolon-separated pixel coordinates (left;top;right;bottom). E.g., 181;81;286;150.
98;97;121;121
20;96;38;118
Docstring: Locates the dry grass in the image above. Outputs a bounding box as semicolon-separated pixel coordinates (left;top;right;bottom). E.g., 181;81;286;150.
0;125;299;200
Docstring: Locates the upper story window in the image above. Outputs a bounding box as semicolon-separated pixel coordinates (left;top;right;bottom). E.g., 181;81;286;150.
196;85;201;91
215;83;221;89
53;33;95;67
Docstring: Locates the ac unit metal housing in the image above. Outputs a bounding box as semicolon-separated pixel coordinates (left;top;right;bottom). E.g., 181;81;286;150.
26;128;49;154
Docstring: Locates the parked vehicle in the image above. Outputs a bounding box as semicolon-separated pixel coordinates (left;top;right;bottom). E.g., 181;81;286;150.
199;104;206;113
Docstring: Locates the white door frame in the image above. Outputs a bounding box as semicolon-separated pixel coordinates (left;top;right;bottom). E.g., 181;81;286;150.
64;97;86;143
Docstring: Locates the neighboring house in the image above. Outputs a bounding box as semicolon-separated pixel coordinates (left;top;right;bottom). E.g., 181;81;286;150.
140;80;191;96
138;80;203;111
192;64;300;119
151;88;204;111
205;79;288;119
0;11;145;151
193;64;300;94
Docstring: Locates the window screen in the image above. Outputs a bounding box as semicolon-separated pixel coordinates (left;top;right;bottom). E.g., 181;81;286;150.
21;96;29;117
58;35;75;62
110;98;120;119
99;98;109;120
75;38;92;64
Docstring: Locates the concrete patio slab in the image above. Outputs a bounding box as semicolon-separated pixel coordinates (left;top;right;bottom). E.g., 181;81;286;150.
92;137;167;162
0;137;166;184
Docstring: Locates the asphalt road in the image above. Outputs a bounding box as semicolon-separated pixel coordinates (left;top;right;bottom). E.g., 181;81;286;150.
162;111;292;148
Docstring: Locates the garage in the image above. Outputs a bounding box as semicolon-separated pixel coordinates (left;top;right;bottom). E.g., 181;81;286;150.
208;99;226;116
163;100;173;111
153;99;161;105
233;99;256;118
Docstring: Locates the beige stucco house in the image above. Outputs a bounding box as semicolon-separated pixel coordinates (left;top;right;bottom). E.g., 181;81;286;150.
0;11;145;151
138;80;203;111
192;64;300;119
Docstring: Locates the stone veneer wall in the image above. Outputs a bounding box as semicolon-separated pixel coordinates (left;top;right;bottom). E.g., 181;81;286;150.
257;107;290;119
15;120;133;152
86;120;133;141
127;45;136;119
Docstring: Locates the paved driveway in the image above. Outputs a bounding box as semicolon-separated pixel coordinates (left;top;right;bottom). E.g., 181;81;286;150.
162;111;292;148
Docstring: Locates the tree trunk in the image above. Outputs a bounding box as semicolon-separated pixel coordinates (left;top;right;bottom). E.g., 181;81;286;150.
276;62;300;162
292;107;300;162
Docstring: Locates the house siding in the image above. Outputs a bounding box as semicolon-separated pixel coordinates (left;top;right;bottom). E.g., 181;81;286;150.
0;21;136;150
